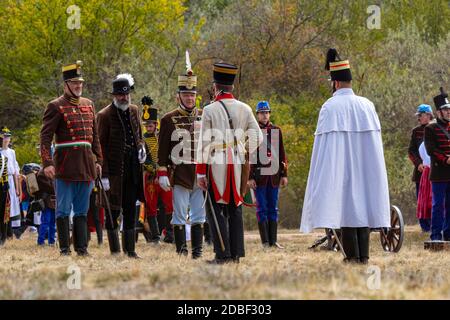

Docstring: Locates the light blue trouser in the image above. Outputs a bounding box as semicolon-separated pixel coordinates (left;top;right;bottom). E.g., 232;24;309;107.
172;184;206;225
55;179;94;218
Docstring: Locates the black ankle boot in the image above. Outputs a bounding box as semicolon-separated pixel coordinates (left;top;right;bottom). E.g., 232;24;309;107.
107;228;121;254
73;216;89;256
148;216;161;244
191;224;204;259
258;221;269;247
174;225;188;256
56;216;71;255
124;229;141;258
268;220;284;249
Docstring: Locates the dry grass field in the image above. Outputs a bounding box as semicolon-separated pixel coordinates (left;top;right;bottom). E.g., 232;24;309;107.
0;225;449;300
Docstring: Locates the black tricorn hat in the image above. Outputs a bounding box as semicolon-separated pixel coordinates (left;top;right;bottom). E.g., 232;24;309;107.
111;73;135;95
325;48;352;82
434;87;450;110
213;62;238;85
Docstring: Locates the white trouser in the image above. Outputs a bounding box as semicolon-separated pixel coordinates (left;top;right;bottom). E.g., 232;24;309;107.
172;184;206;225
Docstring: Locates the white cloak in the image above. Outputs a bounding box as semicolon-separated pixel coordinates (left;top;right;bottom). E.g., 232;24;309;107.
300;88;390;233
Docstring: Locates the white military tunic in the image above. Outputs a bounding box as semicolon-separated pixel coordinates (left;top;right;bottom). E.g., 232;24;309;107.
197;93;263;205
300;88;390;233
1;147;21;227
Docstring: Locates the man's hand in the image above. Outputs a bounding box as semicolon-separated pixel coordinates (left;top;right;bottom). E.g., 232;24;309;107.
197;176;208;191
247;179;257;190
96;163;102;178
280;177;288;188
418;164;424;172
159;176;171;192
44;165;55;179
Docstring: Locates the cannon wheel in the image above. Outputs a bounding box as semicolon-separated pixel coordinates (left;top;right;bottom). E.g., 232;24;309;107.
380;205;404;252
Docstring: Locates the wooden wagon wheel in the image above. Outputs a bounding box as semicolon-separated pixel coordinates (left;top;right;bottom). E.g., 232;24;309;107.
380;205;404;252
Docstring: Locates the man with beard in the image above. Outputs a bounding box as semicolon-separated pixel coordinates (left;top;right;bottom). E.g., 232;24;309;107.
300;49;391;264
408;104;434;232
157;53;205;259
97;74;146;258
40;61;103;256
424;87;450;242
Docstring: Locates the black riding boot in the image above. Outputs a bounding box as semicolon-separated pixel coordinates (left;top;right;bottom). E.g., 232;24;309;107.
341;227;360;263
0;222;7;246
6;221;12;239
73;216;89;256
204;221;212;245
142;226;152;243
148;216;161;244
121;231;127;254
357;227;370;264
124;229;141;258
268;220;284;249
95;220;103;245
258;221;269;247
163;214;174;243
107;228;121;254
174;225;188;256
191;224;204;259
56;216;71;255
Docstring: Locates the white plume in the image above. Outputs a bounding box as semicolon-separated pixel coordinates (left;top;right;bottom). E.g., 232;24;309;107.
116;73;135;87
186;50;192;73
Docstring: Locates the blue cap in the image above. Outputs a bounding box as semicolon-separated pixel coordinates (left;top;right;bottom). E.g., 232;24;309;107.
256;101;271;113
415;104;433;115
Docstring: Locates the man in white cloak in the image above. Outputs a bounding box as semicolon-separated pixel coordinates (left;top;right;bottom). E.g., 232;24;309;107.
300;49;391;264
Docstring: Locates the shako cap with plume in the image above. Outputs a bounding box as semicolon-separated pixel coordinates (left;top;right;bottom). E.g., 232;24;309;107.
178;50;197;93
325;48;352;82
141;95;158;123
